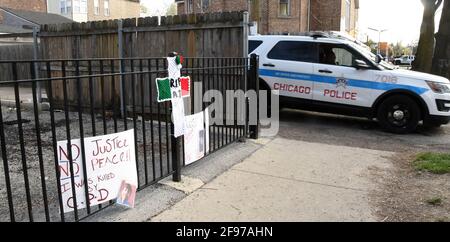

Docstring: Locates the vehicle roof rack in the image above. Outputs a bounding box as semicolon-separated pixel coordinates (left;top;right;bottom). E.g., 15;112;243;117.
266;31;330;39
308;32;330;39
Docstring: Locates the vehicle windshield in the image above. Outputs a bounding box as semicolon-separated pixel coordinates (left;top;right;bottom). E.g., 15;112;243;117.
349;42;396;70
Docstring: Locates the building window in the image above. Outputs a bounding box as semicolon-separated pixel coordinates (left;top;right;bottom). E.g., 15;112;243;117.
66;0;72;13
73;0;80;13
60;0;66;14
80;0;87;14
94;0;100;15
279;0;290;16
60;0;72;14
187;0;193;13
201;0;210;12
345;0;351;31
104;0;110;16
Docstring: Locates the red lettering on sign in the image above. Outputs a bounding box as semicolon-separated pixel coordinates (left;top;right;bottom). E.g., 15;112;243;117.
273;83;311;94
59;161;81;178
61;182;71;194
66;191;105;208
59;144;80;161
90;150;131;171
323;89;357;100
97;189;109;202
92;136;129;157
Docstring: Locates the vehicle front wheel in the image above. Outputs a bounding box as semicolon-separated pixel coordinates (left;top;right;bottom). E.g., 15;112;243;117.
377;95;421;134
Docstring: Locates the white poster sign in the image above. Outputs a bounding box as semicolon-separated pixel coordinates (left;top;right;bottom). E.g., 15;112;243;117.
166;54;188;137
204;108;210;154
167;56;181;79
184;111;206;165
172;97;186;138
57;129;138;213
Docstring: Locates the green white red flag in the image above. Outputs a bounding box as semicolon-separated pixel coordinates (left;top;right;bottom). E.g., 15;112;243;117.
156;76;191;103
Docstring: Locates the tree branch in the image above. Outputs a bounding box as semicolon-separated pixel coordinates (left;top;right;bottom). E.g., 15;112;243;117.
434;0;443;10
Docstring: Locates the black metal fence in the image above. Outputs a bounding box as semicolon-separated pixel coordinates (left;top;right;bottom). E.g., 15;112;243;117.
0;55;259;222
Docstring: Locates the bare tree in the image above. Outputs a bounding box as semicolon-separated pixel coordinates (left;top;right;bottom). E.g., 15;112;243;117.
432;0;449;78
166;3;177;16
412;0;443;72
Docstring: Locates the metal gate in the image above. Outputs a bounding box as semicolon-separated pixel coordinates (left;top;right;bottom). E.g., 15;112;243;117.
0;55;259;222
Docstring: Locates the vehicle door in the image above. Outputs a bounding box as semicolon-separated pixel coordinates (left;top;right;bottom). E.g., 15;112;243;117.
258;40;317;100
312;43;380;107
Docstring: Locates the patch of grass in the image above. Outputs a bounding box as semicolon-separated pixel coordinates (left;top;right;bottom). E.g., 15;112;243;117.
426;197;443;206
414;153;450;174
435;217;450;222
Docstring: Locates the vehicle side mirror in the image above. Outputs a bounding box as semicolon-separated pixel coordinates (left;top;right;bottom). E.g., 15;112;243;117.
355;59;370;70
375;54;383;63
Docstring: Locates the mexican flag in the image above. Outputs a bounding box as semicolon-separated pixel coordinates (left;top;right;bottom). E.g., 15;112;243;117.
156;76;191;102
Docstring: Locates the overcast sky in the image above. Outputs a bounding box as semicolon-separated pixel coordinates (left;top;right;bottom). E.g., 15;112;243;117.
358;0;442;44
141;0;443;45
141;0;174;16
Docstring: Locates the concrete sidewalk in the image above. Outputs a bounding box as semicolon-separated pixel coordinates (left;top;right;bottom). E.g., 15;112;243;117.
152;138;393;222
84;140;265;222
0;86;49;110
0;86;41;102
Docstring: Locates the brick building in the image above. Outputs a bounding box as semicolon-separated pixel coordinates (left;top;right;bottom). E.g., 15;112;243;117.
0;0;47;23
175;0;359;37
46;0;140;22
310;0;359;37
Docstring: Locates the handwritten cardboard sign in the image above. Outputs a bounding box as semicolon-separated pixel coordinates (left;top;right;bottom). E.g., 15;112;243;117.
57;129;138;213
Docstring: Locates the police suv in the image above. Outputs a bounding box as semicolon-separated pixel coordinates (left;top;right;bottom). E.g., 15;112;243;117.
394;55;415;66
249;33;450;133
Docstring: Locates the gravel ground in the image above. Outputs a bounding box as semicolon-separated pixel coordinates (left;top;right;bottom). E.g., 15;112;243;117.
0;106;173;222
0;104;242;222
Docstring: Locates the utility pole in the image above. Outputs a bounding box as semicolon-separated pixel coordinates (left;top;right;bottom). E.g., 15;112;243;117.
368;27;388;55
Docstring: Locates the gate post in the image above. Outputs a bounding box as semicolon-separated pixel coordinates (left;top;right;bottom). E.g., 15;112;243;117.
248;54;260;139
171;122;182;182
118;19;125;117
33;27;41;104
242;11;250;141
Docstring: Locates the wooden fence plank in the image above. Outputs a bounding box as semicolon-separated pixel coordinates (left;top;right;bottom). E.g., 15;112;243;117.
35;11;244;111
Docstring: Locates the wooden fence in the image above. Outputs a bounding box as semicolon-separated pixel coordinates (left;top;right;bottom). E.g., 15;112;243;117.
0;42;34;83
38;11;246;111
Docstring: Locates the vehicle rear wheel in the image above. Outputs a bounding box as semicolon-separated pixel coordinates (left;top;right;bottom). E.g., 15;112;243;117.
377;95;421;134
